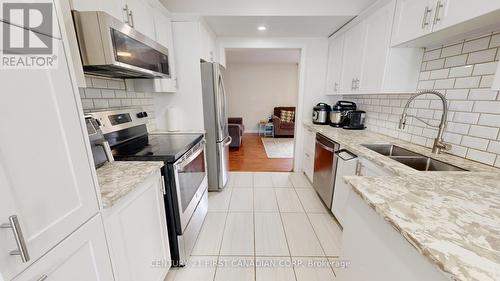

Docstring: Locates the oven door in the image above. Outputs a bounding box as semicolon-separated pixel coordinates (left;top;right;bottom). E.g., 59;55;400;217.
173;140;207;232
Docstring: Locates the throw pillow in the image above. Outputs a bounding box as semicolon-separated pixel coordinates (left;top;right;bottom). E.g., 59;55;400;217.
280;110;295;123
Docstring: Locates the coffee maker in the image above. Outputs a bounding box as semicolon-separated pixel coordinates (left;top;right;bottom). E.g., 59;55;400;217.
344;110;366;130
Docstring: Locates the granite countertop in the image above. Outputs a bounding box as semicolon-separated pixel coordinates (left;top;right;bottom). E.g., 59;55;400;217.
304;122;500;281
96;161;164;208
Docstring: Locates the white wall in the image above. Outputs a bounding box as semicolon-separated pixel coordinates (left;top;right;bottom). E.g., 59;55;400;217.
224;62;299;132
217;37;340;171
153;20;216;132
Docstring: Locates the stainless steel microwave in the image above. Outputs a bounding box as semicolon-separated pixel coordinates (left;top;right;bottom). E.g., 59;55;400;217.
72;11;170;79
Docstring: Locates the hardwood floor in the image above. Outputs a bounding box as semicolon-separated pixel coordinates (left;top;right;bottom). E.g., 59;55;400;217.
229;133;294;172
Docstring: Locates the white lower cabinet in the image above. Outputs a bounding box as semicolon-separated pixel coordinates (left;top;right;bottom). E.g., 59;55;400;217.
337;189;448;281
332;147;358;226
357;157;394;177
12;215;114;281
302;127;316;182
103;171;170;281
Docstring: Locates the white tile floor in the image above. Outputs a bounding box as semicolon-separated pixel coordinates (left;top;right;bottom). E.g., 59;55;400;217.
165;172;343;281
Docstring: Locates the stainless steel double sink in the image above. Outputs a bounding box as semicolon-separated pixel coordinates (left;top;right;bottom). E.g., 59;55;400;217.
362;144;468;172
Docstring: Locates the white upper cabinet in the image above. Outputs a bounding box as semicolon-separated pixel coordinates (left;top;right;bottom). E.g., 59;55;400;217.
391;0;500;47
340;23;365;93
133;5;178;93
70;0;124;20
327;0;422;95
123;0;156;39
391;0;434;46
325;34;344;94
0;26;99;279
434;0;500;31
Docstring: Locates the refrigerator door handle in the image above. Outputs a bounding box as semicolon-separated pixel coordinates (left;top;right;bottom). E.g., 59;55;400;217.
223;136;232;146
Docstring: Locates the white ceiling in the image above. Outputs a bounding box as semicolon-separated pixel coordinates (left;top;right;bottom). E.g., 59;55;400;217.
162;0;376;16
203;16;354;37
225;48;301;64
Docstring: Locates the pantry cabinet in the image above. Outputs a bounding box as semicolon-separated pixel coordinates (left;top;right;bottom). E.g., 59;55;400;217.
0;27;100;279
103;171;170;281
326;0;422;95
12;215;114;281
391;0;500;47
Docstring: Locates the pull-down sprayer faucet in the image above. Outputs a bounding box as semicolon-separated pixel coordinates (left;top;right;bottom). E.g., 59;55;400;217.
399;91;451;154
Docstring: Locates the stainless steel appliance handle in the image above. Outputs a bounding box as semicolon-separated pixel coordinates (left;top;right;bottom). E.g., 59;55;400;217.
37;275;48;281
334;149;358;161
1;215;30;263
316;140;335;153
174;140;205;170
223;136;232;147
123;5;131;26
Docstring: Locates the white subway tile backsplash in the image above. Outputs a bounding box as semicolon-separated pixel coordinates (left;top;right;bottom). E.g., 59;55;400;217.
93;99;109;109
81;99;94;110
466;149;496;165
467;49;497;64
453;112;479;124
84;88;101;98
478;114;500;127
449;100;474;111
463;36;490;53
448;65;473;78
487;141;500;154
92;78;108;88
473;61;498;75
101;89;115;98
490;34;500;48
469;125;499;139
429;69;450;79
479;75;495;88
114;90;127;98
461;136;489;150
424;49;442;61
441;43;463;57
345;32;500;167
468;89;498;100
454;76;480;88
474;101;500;114
445;54;467;67
426;58;445;70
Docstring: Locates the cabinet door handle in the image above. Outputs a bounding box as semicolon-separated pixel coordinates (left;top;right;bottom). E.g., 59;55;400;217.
128;10;135;28
351;79;355;90
334;82;339;92
355;78;360;90
421;6;432;29
355;161;363;176
1;215;30;263
433;1;444;24
123;5;131;26
37;275;48;281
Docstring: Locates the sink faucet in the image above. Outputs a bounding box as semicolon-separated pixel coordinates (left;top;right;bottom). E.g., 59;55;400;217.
399;90;451;154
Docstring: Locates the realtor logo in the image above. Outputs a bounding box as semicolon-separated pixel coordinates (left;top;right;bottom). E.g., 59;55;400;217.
1;2;57;68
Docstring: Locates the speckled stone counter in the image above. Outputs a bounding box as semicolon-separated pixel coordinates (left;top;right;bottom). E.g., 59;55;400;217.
304;122;500;281
96;161;164;208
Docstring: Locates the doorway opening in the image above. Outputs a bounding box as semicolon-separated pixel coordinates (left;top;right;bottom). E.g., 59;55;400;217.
223;48;301;172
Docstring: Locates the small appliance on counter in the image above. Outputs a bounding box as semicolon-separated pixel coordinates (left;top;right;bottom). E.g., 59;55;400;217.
344;110;367;130
330;101;357;127
312;103;331;125
85;115;114;168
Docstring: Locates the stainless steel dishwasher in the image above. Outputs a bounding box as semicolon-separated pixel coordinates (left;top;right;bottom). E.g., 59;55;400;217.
313;133;340;209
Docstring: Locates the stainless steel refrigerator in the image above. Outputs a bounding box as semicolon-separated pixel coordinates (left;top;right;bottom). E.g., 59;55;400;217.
201;62;231;191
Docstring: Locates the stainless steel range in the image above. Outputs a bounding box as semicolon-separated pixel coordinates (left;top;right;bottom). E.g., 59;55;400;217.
88;108;207;266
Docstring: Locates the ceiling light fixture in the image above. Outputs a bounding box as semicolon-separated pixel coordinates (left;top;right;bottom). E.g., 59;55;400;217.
257;26;267;31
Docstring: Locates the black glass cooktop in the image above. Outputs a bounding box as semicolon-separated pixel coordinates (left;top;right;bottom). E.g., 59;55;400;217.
112;133;204;162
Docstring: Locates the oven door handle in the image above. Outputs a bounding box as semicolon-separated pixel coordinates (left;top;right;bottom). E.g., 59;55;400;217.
174;141;205;171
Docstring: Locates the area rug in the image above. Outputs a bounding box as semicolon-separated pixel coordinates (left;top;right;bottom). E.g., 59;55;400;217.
261;138;294;158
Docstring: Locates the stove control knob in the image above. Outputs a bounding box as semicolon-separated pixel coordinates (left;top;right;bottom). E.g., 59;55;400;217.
142;112;148;117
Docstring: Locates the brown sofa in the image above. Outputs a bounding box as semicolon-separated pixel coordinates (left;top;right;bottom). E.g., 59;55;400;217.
272;107;295;138
228;117;244;149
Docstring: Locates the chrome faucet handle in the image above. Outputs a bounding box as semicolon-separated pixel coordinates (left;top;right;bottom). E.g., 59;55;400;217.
433;139;452;153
